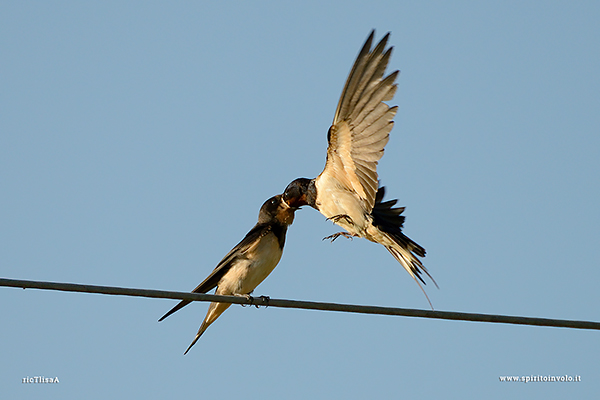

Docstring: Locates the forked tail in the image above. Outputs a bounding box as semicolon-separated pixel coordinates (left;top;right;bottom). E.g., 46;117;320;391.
372;186;437;308
385;239;438;310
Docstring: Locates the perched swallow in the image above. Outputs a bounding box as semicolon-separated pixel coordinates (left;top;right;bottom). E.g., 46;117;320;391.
282;31;437;307
159;195;296;354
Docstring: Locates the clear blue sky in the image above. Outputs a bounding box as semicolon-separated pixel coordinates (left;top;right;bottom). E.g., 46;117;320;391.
1;1;599;398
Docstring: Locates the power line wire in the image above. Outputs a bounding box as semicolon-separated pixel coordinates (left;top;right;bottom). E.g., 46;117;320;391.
1;277;599;331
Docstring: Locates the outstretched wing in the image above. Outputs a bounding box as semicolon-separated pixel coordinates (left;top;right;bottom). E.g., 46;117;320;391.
318;30;398;212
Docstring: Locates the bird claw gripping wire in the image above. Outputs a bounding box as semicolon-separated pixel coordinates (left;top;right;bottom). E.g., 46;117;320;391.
240;294;269;308
254;295;270;308
241;294;254;307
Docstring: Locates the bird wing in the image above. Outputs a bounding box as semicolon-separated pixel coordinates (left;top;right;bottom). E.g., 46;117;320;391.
318;30;398;212
158;223;271;321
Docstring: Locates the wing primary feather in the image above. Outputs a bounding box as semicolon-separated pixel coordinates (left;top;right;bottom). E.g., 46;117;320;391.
350;71;398;124
354;118;394;145
347;34;391;113
352;103;390;134
353;128;391;149
333;31;375;124
319;31;399;212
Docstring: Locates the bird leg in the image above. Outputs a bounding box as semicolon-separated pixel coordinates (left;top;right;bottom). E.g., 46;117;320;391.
323;232;356;242
326;214;354;225
240;293;254;307
254;295;270;308
239;293;269;308
324;214;356;241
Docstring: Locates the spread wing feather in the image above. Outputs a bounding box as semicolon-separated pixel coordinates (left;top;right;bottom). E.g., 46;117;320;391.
318;30;399;212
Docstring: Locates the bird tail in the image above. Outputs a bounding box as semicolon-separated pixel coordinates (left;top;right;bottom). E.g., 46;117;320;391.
384;241;437;310
183;301;232;355
372;187;438;308
184;322;209;355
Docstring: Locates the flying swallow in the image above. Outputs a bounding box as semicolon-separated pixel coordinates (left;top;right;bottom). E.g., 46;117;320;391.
159;195;296;354
282;31;437;307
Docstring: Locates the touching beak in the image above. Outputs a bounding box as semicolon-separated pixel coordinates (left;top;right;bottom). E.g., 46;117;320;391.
282;199;299;211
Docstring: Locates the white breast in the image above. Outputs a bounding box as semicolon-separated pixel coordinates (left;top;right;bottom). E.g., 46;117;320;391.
216;233;283;296
314;177;370;235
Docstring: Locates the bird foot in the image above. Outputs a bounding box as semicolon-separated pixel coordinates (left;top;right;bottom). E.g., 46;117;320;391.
326;214;354;225
323;232;356;242
240;293;254;307
240;294;269;308
254;295;270;308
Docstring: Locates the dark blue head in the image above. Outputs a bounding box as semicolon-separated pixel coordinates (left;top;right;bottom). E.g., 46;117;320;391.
282;178;312;208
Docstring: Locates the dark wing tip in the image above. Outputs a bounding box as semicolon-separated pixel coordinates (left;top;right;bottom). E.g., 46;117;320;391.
357;30;375;61
386;70;400;83
158;300;191;322
366;29;375;44
377;31;391;50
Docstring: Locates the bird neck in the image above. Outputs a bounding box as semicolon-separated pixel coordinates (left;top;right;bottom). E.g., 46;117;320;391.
269;223;288;248
306;179;317;208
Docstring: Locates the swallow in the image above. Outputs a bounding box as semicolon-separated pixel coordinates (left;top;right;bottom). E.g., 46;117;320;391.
159;194;296;354
282;31;437;307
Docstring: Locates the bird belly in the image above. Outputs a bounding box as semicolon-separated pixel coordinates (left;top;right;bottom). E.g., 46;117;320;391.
315;184;369;235
216;234;283;296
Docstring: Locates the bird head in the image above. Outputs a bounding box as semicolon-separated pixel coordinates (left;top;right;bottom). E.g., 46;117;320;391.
282;178;312;208
258;194;296;226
